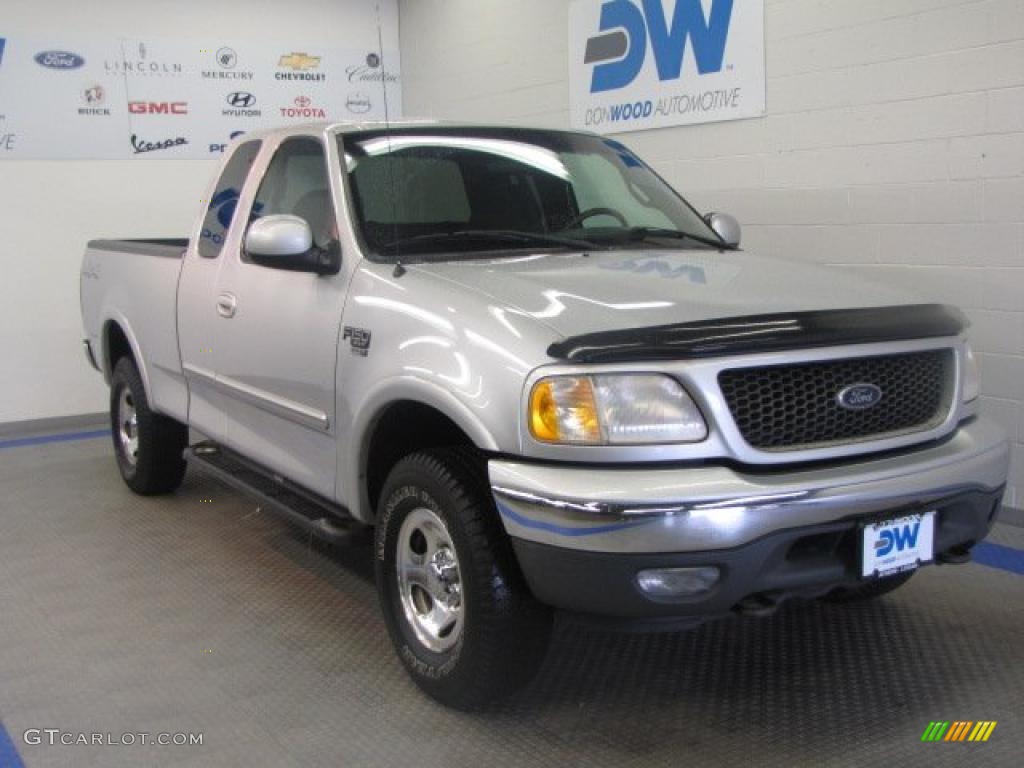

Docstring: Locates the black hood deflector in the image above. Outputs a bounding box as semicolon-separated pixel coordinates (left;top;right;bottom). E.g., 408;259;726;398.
546;304;966;363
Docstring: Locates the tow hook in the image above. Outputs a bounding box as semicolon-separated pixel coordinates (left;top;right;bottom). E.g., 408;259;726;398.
938;544;973;565
734;593;780;618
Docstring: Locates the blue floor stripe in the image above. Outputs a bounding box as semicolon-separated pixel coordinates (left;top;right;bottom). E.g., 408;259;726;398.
973;541;1024;576
0;723;26;768
0;429;109;451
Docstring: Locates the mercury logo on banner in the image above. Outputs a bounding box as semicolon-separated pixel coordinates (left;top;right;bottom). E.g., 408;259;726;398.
568;0;765;134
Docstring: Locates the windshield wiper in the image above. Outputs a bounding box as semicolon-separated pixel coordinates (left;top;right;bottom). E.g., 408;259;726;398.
378;229;601;256
616;226;727;249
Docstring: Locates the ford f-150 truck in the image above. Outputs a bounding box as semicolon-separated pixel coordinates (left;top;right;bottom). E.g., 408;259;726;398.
81;122;1010;709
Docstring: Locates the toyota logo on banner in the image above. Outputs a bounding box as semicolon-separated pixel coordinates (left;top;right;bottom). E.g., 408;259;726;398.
226;92;255;108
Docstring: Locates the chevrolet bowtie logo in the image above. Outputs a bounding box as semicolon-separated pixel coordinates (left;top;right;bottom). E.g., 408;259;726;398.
278;52;320;70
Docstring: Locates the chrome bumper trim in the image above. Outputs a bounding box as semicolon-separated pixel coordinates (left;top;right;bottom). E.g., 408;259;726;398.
490;417;1009;554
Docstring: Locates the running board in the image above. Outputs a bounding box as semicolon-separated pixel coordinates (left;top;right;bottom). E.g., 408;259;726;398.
184;442;369;545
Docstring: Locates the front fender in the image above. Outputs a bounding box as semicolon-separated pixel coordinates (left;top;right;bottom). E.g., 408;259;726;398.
341;375;500;523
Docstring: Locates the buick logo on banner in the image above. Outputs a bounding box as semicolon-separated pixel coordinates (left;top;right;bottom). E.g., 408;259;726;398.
568;0;765;135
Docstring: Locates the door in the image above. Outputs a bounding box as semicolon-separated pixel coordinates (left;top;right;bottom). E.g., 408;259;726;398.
209;135;346;498
179;139;263;444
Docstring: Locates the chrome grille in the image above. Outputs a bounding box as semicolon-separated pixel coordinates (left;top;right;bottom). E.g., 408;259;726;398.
718;350;955;451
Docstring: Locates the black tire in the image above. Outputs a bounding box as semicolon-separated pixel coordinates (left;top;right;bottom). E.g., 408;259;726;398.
824;570;915;603
110;357;188;495
375;447;552;710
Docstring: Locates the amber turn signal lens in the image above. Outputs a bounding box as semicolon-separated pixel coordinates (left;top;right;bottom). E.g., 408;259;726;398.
528;377;601;444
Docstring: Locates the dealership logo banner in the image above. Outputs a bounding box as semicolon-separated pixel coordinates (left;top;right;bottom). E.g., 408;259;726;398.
0;32;403;159
569;0;765;135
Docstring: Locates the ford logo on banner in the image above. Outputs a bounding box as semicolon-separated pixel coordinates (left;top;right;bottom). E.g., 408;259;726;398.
569;0;765;135
34;50;86;69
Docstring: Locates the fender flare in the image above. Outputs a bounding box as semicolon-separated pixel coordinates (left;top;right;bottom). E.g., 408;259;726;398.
100;311;153;402
343;375;500;523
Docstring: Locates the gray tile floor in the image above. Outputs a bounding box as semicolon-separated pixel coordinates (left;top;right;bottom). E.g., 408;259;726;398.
1;433;1021;767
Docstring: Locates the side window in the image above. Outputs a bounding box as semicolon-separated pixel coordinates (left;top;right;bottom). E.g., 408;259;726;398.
251;137;334;249
198;140;262;259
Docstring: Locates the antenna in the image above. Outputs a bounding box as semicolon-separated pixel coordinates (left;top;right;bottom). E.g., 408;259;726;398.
375;1;402;274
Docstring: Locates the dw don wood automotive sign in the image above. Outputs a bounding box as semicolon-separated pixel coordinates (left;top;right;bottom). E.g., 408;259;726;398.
569;0;765;134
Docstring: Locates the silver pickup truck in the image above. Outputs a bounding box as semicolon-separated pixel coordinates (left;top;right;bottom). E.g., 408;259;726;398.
81;121;1010;709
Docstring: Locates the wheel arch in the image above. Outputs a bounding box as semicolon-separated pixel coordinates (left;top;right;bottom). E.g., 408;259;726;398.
348;381;500;524
101;315;152;400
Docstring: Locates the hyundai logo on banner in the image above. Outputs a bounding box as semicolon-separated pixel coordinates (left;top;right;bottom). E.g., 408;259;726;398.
569;0;765;135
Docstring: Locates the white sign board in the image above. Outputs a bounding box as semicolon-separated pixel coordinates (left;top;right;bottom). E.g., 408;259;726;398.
0;34;401;160
569;0;765;135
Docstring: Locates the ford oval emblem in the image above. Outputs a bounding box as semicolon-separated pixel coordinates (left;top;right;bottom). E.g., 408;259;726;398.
34;50;86;69
837;383;883;411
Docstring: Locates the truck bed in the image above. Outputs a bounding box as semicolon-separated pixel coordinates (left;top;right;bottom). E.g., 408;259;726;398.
80;238;190;424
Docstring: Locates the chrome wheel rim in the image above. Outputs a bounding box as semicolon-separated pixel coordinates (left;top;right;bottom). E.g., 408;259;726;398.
396;507;464;653
117;388;139;466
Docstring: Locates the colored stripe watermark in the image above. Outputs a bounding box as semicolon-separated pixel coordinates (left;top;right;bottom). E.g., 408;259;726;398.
921;721;997;742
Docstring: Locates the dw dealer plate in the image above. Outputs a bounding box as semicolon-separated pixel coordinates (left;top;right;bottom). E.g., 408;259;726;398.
861;511;936;579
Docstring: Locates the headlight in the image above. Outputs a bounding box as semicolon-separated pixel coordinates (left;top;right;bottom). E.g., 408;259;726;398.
962;342;980;403
528;374;708;445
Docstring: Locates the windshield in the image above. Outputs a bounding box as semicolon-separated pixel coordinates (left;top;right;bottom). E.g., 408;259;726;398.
339;127;723;261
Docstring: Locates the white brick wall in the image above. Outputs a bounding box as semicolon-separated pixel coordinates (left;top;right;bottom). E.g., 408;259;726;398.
400;0;1024;507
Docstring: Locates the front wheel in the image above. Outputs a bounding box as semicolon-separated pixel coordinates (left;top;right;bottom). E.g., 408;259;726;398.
375;448;552;709
110;357;188;495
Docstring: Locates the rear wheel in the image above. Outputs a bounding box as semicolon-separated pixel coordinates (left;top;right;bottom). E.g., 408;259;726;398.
375;447;552;710
110;357;188;495
824;570;915;603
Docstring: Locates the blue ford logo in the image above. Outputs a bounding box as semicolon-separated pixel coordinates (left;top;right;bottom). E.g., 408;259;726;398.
34;50;85;69
837;383;883;411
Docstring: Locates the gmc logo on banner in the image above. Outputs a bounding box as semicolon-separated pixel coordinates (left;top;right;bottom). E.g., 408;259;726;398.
129;101;188;115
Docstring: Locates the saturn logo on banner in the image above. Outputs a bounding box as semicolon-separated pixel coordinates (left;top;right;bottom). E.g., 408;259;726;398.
569;0;765;135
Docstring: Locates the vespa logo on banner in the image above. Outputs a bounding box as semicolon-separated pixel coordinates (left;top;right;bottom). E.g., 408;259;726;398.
569;0;765;135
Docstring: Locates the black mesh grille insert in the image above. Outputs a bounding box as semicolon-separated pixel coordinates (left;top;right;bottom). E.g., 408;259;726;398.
718;350;954;451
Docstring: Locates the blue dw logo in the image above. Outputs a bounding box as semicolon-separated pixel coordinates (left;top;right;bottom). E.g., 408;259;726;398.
586;0;735;93
875;522;921;557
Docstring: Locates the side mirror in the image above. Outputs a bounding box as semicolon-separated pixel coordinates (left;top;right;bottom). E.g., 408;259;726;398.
244;215;340;275
704;212;741;248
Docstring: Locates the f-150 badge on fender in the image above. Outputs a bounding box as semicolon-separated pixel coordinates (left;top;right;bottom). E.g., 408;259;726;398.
343;326;372;357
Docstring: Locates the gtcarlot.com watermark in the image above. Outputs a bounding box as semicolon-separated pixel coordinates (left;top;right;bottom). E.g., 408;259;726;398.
23;729;203;747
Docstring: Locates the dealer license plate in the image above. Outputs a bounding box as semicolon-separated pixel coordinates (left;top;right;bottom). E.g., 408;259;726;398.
861;511;936;579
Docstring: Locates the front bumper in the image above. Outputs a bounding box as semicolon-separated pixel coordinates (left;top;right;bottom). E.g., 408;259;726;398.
489;417;1009;620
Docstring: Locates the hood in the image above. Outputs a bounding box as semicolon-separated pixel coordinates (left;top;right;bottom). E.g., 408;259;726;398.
409;248;915;340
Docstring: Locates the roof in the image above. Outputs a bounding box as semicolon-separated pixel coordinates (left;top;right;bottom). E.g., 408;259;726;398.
228;120;594;143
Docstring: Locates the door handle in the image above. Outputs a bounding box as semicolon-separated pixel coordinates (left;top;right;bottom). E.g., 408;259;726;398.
216;292;237;318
